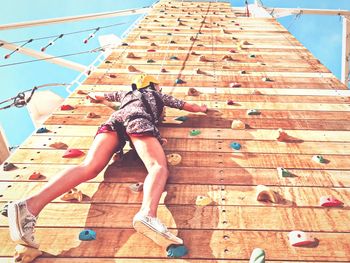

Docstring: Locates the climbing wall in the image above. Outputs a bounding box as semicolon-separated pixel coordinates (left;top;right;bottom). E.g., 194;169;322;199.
1;0;350;262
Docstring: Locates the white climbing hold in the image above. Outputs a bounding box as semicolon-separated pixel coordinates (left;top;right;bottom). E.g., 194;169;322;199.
195;195;212;206
231;120;245;130
167;153;182;166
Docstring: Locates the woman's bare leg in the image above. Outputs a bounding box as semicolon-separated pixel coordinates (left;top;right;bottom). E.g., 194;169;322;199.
25;132;119;216
129;136;168;217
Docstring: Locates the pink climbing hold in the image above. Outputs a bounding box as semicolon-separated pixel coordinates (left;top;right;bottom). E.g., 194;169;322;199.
60;105;74;111
320;196;343;207
62;149;85;158
229;82;241;88
227;100;235;105
229;49;236;53
288;231;315;247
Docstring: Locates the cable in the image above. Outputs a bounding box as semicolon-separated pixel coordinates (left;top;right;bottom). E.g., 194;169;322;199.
0;83;69;110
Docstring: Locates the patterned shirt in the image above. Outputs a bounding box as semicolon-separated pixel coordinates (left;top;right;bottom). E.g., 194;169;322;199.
103;90;185;142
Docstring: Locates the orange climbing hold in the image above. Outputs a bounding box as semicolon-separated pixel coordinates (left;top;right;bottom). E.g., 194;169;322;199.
49;142;68;150
187;87;201;96
29;172;43;180
256;185;279;203
127;65;139;72
62;148;85;158
61;188;83;202
276;128;289;142
126;52;137;59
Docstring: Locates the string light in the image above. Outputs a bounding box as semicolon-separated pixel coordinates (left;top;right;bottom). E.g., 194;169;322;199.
4;39;33;59
83;27;100;44
41;34;64;52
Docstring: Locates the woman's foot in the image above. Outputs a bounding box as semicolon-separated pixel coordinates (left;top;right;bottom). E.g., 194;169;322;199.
8;200;39;248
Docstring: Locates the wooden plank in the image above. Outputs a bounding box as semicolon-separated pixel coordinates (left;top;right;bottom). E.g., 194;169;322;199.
44;115;350;131
0;228;349;261
1;164;349;188
20;136;350;155
1;203;349;232
1;182;349;207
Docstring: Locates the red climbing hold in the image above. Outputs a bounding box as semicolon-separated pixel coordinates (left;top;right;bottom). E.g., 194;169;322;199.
147;49;156;52
227;100;235;105
60;105;74;111
161;68;167;73
320;196;343;207
288;231;315;247
175;29;180;31
229;49;236;53
62;149;85;158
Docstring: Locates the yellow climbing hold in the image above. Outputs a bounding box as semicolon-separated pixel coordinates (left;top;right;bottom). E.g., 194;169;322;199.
167;153;182;166
195;195;212;206
61;188;83;202
231;120;245;130
256;185;279;203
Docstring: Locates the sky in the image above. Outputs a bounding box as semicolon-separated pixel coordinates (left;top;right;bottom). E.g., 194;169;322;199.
0;0;349;148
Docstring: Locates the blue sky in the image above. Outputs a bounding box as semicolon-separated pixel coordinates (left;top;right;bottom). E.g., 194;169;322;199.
0;0;349;148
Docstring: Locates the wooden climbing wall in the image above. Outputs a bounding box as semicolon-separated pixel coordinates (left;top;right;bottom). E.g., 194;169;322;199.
1;0;350;262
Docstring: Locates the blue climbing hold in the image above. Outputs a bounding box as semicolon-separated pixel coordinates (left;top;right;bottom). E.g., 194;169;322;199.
175;78;185;84
79;229;96;241
230;142;241;150
167;245;188;258
36;127;50;133
175;116;188;122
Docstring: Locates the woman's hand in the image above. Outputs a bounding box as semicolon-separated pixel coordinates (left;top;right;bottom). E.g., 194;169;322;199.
86;92;103;103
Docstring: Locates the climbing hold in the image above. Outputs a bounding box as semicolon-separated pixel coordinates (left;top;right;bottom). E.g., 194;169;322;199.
170;40;176;44
189;129;201;136
3;162;17;171
231;120;245;130
191;51;198;55
139;35;148;39
227;100;235;105
276;128;288;142
175;78;185;84
170;56;179;60
249;54;256;58
199;55;208;62
150;42;157;46
77;89;87;95
229;82;241;88
222;66;230;70
79;229;96;241
167;153;182;166
174;116;188;122
262;77;272;82
14;244;42;263
230;142;241;150
288;230;315;247
277;167;292;178
256;185;279;203
60;105;74;111
61;188;83;202
129;182;144;192
121;42;128;46
127;65;138;72
320;196;343;207
247;109;260;115
147;59;155;63
249;248;265;263
86;112;100;119
174;29;180;32
195;195;212;206
167;33;172;36
240;70;247;74
251;89;262;95
147;49;156;52
312;155;326;164
187;87;200;96
242;40;250;45
62;148;85;158
126;52;137;59
1;203;8;217
160;68;167;73
49;142;68;150
222;29;230;34
222;55;233;61
166;244;188;258
29;172;43;180
229;49;236;53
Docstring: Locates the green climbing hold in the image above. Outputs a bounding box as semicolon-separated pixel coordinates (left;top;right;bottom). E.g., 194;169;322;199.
249;54;256;58
170;56;179;60
247;109;260;115
312;155;326;163
277;167;292;177
190;129;201;136
1;203;8;217
161;24;165;27
175;116;188;122
167;244;188;258
147;59;155;63
249;248;265;263
167;33;172;36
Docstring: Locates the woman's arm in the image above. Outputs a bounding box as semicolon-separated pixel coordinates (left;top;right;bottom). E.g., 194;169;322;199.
182;102;208;113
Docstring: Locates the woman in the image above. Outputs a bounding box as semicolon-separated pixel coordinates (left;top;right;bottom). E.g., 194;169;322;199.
8;74;208;248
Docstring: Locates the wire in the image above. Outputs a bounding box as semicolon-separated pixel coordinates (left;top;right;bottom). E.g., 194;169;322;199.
0;83;69;110
286;11;302;30
0;21;128;46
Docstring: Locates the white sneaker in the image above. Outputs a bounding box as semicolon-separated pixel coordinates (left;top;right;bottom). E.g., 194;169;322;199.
8;200;39;248
133;212;183;246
